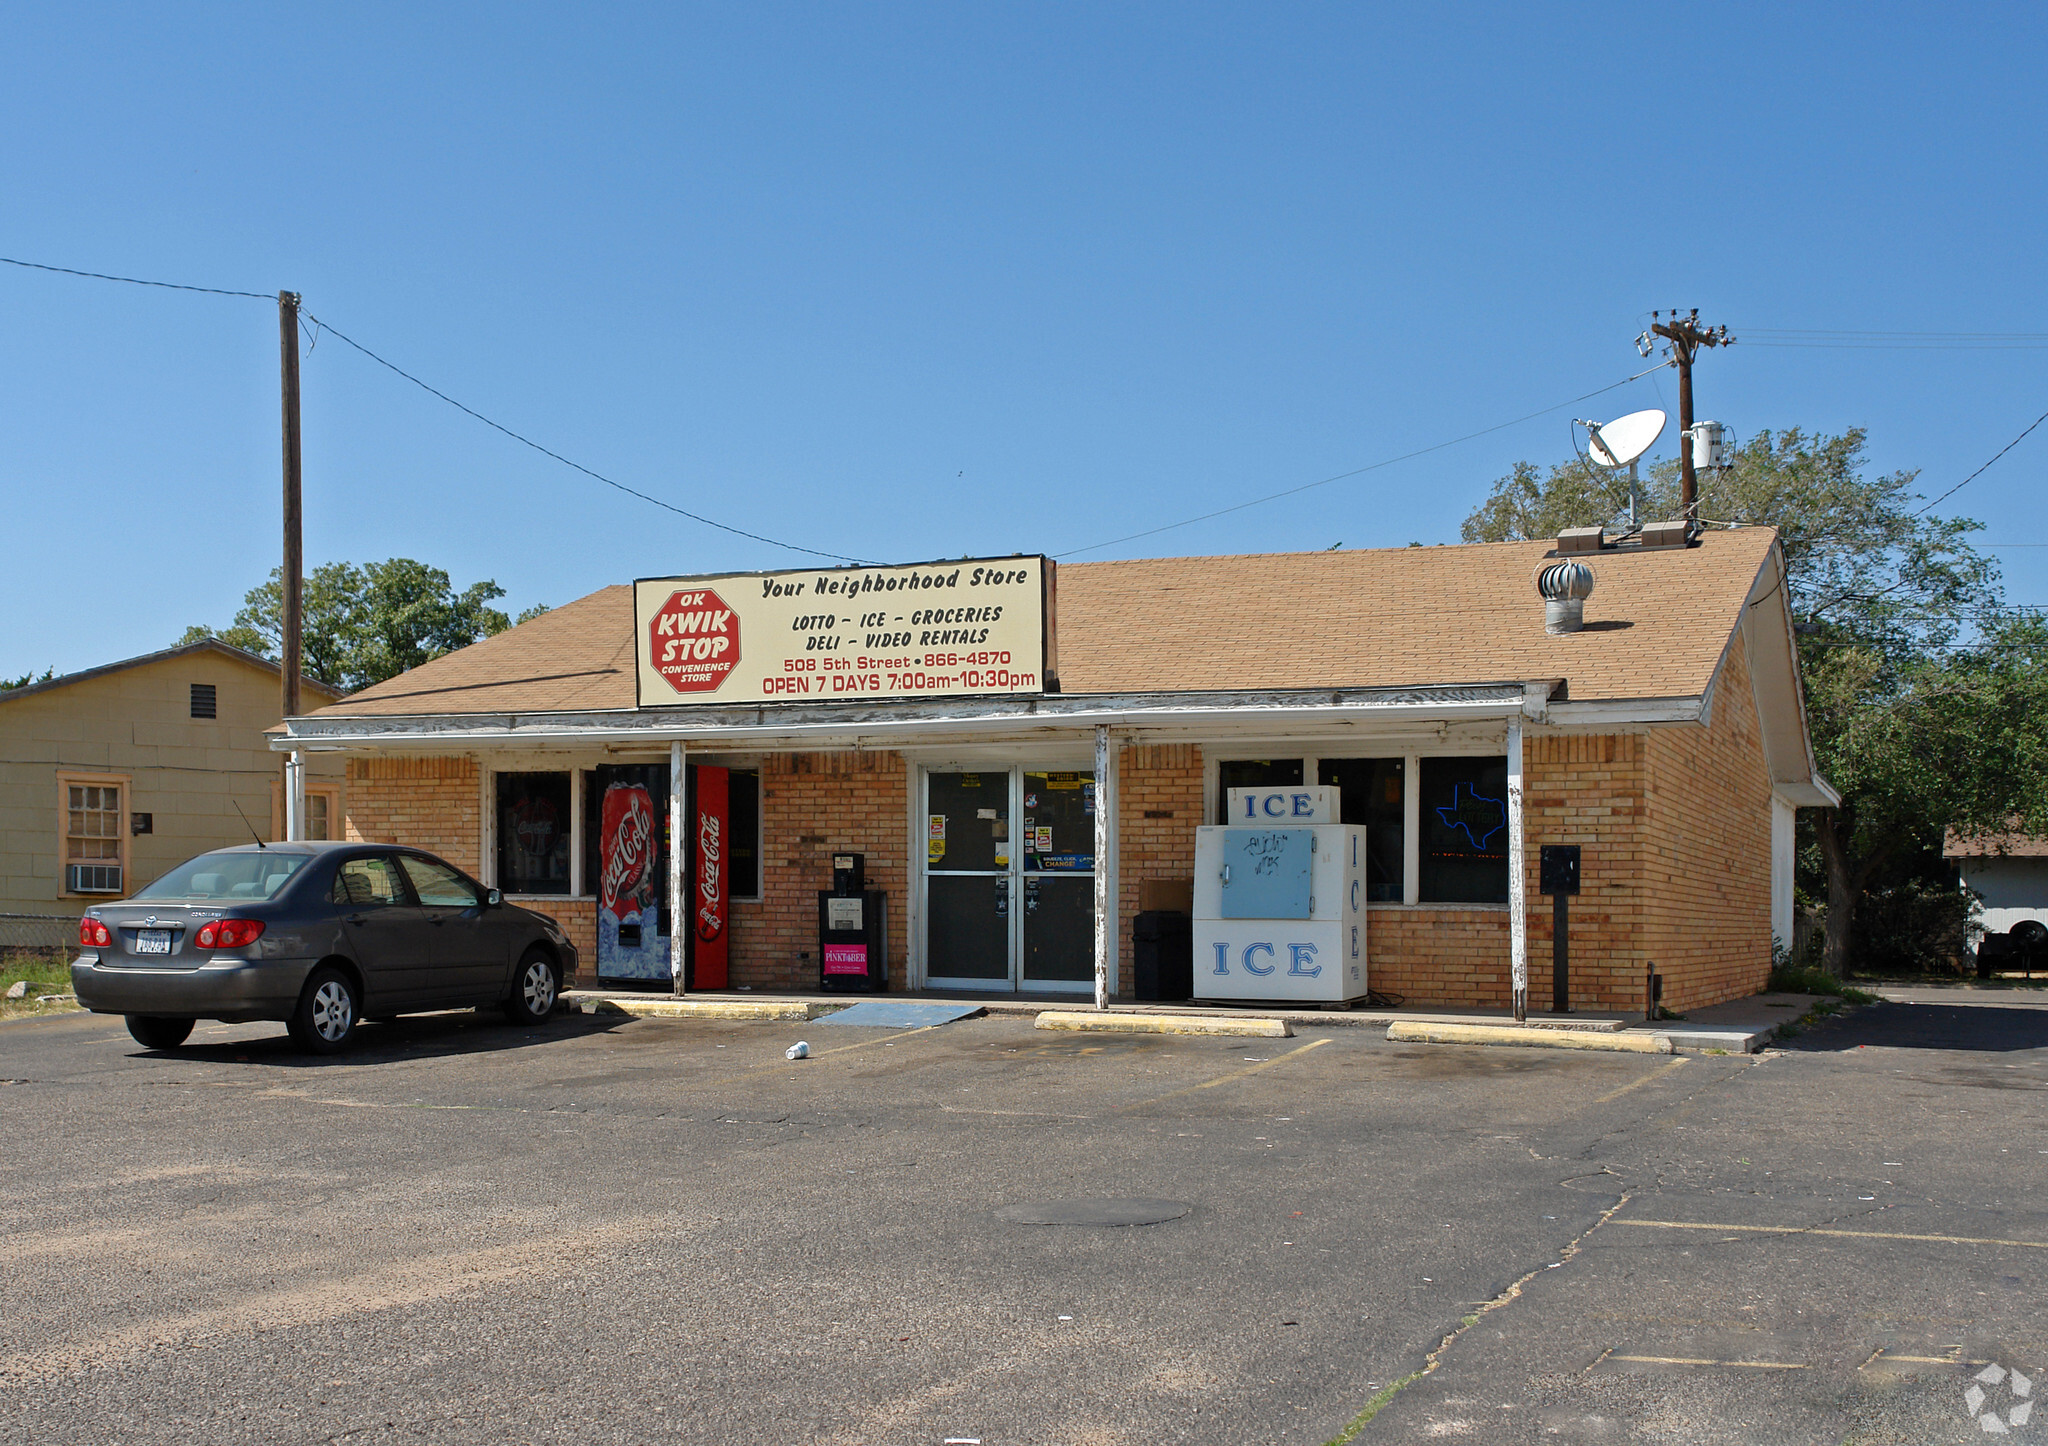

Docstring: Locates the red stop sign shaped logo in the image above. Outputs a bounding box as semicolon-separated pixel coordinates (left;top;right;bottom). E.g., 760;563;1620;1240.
648;589;740;694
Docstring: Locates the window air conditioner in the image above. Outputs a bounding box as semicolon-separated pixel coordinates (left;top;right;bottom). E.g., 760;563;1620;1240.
68;863;123;894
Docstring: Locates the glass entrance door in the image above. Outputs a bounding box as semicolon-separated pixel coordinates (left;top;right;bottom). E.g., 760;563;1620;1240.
924;771;1013;989
1019;770;1095;991
923;767;1096;993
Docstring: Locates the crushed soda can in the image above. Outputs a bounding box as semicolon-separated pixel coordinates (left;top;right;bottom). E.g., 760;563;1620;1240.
785;1041;810;1060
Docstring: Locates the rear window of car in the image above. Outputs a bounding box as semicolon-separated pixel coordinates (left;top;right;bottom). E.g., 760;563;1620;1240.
135;853;311;901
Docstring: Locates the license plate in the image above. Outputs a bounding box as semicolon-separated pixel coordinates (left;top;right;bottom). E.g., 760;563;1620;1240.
134;929;173;956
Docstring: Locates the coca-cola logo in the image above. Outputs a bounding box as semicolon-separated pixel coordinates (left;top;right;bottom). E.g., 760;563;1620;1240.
601;787;655;916
696;812;723;940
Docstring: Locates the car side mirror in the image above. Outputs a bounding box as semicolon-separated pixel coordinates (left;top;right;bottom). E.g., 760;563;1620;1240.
486;889;503;906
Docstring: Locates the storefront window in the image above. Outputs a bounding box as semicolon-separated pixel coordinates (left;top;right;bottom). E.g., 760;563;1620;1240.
727;769;760;899
1318;757;1404;901
1215;759;1304;823
1418;756;1510;904
497;771;572;895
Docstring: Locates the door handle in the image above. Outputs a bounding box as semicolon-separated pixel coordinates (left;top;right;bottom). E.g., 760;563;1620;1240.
345;914;368;925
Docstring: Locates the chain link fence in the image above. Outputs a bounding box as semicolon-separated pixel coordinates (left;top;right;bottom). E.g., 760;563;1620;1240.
0;913;79;957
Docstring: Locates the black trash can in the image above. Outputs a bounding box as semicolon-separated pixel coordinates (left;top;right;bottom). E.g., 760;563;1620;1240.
1133;910;1193;1001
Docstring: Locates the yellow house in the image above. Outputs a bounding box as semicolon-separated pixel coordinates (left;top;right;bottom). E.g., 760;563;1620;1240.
0;640;345;933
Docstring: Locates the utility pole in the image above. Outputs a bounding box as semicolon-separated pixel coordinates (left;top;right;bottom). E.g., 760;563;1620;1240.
279;291;305;840
1648;308;1732;524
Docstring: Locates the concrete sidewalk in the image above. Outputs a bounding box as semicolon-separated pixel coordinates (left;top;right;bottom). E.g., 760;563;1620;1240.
560;987;1824;1053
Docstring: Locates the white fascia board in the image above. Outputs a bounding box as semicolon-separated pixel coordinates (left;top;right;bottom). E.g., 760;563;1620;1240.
1775;777;1841;809
1542;697;1707;727
272;684;1534;754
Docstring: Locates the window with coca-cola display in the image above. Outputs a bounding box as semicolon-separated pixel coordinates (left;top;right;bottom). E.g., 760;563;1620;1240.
495;772;572;894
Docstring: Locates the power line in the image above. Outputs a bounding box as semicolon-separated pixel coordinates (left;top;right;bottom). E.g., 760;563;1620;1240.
298;312;871;565
0;254;271;300
1735;326;2048;350
1056;361;1674;559
1913;404;2048;516
1;253;869;566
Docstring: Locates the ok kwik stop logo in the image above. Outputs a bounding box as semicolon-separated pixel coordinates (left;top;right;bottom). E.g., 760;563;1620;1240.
649;589;740;694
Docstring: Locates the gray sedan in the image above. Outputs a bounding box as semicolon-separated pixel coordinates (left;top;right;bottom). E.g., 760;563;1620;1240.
72;842;578;1054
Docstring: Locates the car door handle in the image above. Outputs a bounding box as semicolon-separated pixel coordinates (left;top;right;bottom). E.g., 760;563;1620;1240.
345;914;368;925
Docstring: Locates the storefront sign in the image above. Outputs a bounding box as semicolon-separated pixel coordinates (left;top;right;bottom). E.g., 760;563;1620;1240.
634;557;1054;706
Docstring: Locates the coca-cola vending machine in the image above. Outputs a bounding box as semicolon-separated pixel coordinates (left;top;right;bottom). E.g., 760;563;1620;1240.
691;765;730;990
590;764;670;985
587;762;733;990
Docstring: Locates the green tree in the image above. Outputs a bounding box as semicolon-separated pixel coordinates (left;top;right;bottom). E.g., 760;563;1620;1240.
1462;427;2043;976
181;559;511;694
1460;457;1642;544
0;667;55;691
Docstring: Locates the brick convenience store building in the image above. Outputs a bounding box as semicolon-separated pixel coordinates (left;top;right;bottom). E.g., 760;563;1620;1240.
271;528;1833;1016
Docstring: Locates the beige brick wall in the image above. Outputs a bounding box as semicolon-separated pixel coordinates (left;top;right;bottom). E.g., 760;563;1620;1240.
1518;731;1651;1013
342;756;481;874
1640;633;1776;1012
730;750;909;991
1115;743;1205;995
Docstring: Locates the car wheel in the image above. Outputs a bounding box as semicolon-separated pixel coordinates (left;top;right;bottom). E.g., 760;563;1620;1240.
504;948;560;1025
126;1015;194;1050
2012;919;2048;947
288;967;359;1054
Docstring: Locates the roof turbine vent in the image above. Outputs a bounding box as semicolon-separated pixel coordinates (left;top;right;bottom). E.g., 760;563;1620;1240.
1536;561;1596;635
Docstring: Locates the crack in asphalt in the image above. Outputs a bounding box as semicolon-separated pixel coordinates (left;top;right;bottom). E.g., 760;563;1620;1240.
1322;1191;1637;1443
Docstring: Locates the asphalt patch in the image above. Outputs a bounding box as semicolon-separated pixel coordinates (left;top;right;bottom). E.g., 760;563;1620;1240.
992;1198;1193;1226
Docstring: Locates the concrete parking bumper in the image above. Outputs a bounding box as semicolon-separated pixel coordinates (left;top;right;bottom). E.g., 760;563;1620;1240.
1035;1010;1294;1038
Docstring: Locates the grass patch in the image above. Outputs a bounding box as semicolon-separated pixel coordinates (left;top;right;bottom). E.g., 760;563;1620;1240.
1324;1370;1425;1445
1766;963;1880;1006
0;949;80;1021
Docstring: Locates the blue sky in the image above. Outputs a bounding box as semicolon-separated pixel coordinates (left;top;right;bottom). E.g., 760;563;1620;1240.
5;3;2045;678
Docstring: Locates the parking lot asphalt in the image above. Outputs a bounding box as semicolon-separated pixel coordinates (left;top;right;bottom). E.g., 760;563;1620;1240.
1;999;2043;1446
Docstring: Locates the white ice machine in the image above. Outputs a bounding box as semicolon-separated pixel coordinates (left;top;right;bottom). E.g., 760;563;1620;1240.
1194;786;1368;1005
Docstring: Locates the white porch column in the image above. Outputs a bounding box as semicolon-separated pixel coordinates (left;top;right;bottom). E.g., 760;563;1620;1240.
1770;794;1797;955
669;740;687;997
1507;722;1527;1022
284;750;306;842
1093;725;1119;1011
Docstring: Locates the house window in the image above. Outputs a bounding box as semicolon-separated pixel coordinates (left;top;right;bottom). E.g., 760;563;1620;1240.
1318;757;1405;902
1418;756;1510;904
1214;759;1304;823
496;772;573;895
69;784;123;862
272;782;341;842
190;683;217;719
60;775;129;895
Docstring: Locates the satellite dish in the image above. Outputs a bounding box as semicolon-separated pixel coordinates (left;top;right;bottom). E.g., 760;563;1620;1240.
1583;409;1666;468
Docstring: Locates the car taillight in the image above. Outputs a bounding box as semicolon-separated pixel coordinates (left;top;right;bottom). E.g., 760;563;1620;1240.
79;917;111;947
195;919;265;949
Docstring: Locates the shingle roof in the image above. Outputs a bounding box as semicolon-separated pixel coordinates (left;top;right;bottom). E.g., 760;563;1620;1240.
308;529;1780;719
0;638;342;707
1945;831;2048;859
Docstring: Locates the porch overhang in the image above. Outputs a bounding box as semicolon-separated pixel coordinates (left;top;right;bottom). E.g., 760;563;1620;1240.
273;681;1565;755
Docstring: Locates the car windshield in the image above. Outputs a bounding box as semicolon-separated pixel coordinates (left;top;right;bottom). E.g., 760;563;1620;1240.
134;852;312;902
